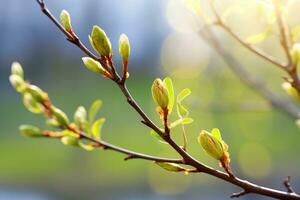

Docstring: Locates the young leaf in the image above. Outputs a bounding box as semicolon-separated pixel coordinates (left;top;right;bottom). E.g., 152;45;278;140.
163;77;174;114
155;162;185;172
170;118;194;129
246;26;272;44
150;130;168;144
177;103;189;118
211;128;222;142
79;141;94;151
177;88;191;103
91;118;105;140
89;100;102;122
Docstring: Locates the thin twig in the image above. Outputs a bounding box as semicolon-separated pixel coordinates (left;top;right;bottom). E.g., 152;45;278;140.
35;1;300;199
284;176;296;194
230;190;248;198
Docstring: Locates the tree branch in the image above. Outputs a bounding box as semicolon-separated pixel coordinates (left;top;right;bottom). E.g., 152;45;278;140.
198;26;300;119
209;0;300;93
34;1;300;199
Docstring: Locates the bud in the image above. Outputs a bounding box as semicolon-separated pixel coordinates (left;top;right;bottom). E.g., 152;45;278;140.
11;62;24;78
151;78;170;110
119;33;130;63
9;75;27;93
27;85;48;102
23;92;44;114
282;82;300;101
60;10;72;32
50;106;70;126
74;106;87;126
19;125;43;137
90;26;112;56
198;130;224;160
291;43;300;64
82;57;106;75
61;136;79;146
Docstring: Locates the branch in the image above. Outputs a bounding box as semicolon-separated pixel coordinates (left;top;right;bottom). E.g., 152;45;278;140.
198;25;300;119
34;1;300;199
44;129;183;164
209;0;285;71
230;190;248;198
209;0;300;93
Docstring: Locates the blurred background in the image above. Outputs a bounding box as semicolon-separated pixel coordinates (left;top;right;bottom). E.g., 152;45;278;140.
1;0;300;199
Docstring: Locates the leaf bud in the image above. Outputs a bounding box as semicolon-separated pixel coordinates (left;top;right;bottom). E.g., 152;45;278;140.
151;78;170;110
90;26;112;57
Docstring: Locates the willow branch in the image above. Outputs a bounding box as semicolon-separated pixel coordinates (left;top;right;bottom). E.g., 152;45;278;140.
35;1;300;199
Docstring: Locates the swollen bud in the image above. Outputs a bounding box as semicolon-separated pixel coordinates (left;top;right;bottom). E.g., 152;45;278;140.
19;125;43;137
27;85;48;102
151;78;170;110
11;62;24;78
282;82;300;101
51;106;70;126
119;33;130;63
9;75;27;93
90;26;112;57
60;10;72;32
23;92;44;114
74;106;87;126
82;57;106;75
61;136;79;146
198;130;224;160
198;129;231;175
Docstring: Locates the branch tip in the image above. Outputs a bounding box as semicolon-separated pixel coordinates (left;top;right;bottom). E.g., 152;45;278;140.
230;190;248;198
283;176;295;193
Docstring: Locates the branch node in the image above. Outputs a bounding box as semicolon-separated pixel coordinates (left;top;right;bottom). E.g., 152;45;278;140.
124;154;134;161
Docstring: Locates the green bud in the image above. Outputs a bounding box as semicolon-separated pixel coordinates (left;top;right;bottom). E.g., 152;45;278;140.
23;92;44;114
82;57;106;75
60;10;72;32
90;25;112;56
198;130;224;160
61;136;79;146
119;33;130;63
282;82;300;101
74;106;87;126
11;62;24;78
19;125;43;137
291;43;300;64
151;78;169;109
9;75;27;93
27;85;48;102
51;106;70;126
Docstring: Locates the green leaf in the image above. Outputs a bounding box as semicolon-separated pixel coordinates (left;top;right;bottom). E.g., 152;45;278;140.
211;128;222;142
91;118;105;140
150;130;168;144
177;103;189;118
163;77;174;114
246;26;272;44
79;141;94;151
155;162;185;172
177;88;191;103
170;118;194;129
89;100;102;122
